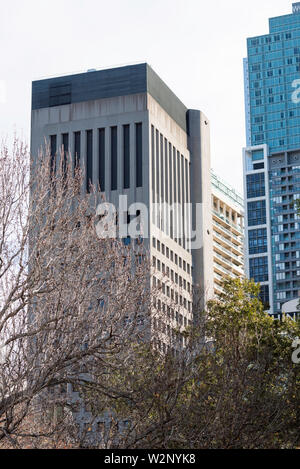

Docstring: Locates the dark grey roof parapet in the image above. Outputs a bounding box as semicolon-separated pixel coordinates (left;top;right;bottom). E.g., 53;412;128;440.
32;63;187;131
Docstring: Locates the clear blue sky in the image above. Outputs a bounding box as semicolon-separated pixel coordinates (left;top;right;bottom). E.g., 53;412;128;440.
0;0;295;193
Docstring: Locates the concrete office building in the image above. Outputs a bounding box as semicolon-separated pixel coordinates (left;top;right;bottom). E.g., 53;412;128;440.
211;171;244;297
31;63;214;344
243;4;300;317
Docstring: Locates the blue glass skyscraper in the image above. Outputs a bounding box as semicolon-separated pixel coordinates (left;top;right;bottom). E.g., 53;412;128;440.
243;3;300;317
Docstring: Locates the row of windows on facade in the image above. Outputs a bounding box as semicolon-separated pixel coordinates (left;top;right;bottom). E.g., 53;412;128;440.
252;121;300;135
250;257;300;288
249;47;300;61
271;216;299;228
249;43;300;58
152;276;191;313
272;206;299;219
274;251;300;270
271;186;300;198
273;229;300;242
253;136;291;147
252;138;300;150
271;166;300;175
275;285;300;303
151;125;190;252
252;117;300;131
250;67;300;83
213;240;244;269
253;94;287;106
152;313;191;336
252;115;300;132
275;242;300;253
152;237;191;276
251;55;300;73
213;260;236;280
252;83;299;98
251;78;300;96
276;291;299;308
212;201;239;224
248;200;299;228
252;124;300;138
250;33;294;47
271;176;300;187
275;270;300;281
251;66;300;82
152;300;191;351
152;336;186;355
152;260;191;296
79;419;130;436
272;195;299;206
50;123;143;193
272;183;300;194
213;220;243;247
253;88;297;101
275;257;300;270
275;251;300;263
251;110;299;125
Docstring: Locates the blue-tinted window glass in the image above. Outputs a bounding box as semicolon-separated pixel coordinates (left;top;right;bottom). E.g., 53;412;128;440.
248;228;268;254
49;83;71;107
247;200;266;226
259;284;270;309
252;149;264;161
247;173;266;198
249;256;269;282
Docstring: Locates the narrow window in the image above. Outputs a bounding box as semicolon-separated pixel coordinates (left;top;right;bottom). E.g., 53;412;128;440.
135;123;142;187
111;126;118;191
156;130;160;199
62;133;69;177
160;134;164;202
181;155;185;247
74;131;81;171
165;138;168;204
169;143;173;238
151;125;155;203
98;128;105;191
86;129;93;192
50;135;57;176
123;124;130;189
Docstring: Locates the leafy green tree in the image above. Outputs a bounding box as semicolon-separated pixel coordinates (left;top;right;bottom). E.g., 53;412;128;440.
84;278;300;449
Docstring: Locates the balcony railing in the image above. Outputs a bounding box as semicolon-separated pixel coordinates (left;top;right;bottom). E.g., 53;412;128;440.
213;210;244;234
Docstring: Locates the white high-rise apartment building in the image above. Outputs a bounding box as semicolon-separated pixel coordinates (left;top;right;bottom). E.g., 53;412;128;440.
211;171;244;296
